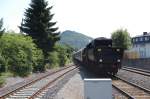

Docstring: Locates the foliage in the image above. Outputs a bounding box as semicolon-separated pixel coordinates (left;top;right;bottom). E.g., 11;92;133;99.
0;72;13;78
0;77;5;87
111;29;131;49
47;51;59;68
32;48;44;72
0;54;7;72
0;33;43;76
55;44;73;66
0;18;5;37
19;0;60;62
45;44;73;68
0;72;13;87
56;45;68;66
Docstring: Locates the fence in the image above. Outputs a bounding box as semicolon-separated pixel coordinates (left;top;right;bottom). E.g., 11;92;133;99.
122;58;150;70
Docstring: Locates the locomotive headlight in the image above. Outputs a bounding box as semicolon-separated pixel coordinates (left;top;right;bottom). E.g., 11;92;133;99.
99;59;103;62
117;49;120;52
97;48;101;52
108;45;111;47
117;59;120;62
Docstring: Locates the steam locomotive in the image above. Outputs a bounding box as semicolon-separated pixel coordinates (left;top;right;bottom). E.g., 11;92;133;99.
73;37;124;75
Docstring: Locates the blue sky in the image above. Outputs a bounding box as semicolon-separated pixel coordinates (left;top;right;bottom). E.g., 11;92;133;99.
0;0;30;31
1;0;150;38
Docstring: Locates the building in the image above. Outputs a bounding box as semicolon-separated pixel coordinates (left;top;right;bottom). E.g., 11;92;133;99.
131;32;150;58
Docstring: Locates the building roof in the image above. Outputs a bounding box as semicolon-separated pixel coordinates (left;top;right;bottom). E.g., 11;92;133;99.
132;32;150;44
133;32;150;38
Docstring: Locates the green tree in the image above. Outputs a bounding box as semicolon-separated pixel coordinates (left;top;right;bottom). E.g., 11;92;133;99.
0;18;5;37
111;29;131;49
0;33;44;76
47;51;59;68
19;0;60;68
55;44;74;66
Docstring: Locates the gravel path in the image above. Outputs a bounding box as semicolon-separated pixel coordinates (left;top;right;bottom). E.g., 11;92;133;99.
0;69;54;90
53;67;126;99
117;69;150;90
42;67;79;99
54;73;84;99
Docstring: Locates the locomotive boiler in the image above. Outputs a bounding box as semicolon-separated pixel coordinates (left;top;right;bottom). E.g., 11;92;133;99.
73;37;124;75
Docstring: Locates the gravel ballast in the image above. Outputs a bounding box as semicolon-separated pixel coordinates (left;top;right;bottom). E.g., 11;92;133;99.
117;69;150;90
52;67;126;99
42;68;79;99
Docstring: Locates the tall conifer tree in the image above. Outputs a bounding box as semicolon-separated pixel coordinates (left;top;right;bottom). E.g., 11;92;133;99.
20;0;60;61
0;18;5;37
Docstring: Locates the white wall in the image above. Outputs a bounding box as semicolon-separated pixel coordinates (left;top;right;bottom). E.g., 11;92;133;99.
130;43;150;58
145;44;150;58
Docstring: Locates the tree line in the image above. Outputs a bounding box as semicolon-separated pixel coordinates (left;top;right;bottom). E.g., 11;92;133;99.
0;0;131;86
0;0;74;86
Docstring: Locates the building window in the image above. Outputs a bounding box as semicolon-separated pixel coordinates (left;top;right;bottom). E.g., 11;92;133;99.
145;37;148;41
148;37;150;41
140;37;143;41
136;38;138;42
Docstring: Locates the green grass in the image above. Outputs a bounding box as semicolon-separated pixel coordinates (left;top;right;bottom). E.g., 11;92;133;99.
0;72;13;87
0;72;14;78
0;77;5;87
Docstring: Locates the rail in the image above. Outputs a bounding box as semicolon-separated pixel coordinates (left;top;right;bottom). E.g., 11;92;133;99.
112;76;150;99
0;65;77;98
122;66;150;76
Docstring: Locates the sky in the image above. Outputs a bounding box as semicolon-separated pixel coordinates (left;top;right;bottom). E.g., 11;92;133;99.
0;0;150;38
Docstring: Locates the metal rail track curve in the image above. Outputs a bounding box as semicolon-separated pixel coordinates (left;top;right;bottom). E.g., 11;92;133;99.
112;76;150;99
122;66;150;77
0;65;78;99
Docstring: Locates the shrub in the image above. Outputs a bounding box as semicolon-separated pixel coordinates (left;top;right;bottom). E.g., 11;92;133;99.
0;54;7;72
55;44;73;66
47;51;59;68
0;33;42;76
32;48;44;72
0;77;5;87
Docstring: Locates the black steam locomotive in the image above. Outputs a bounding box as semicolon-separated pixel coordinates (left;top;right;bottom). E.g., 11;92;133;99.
73;37;124;75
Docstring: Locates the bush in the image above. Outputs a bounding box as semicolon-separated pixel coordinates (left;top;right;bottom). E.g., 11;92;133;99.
0;33;74;76
47;51;59;68
0;54;7;72
0;33;44;76
0;77;5;87
32;48;44;72
0;34;34;76
55;44;73;66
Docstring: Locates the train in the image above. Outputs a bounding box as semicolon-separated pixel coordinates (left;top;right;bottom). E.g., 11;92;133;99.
73;37;124;75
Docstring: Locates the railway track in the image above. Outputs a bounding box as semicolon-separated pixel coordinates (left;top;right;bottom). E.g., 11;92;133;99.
112;76;150;99
122;66;150;76
0;65;78;99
